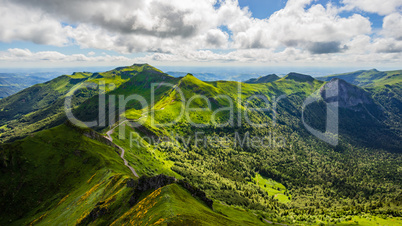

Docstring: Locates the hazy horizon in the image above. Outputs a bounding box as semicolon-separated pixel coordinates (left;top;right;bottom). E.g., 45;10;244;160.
1;65;401;80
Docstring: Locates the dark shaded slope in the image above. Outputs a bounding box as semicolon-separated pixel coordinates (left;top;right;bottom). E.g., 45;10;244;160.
318;78;401;152
284;72;315;83
0;123;132;225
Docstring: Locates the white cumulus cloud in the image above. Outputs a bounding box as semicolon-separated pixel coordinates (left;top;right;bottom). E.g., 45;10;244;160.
0;0;401;66
342;0;402;15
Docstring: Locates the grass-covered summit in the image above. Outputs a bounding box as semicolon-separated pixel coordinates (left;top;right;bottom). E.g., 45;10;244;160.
283;72;315;83
244;74;280;84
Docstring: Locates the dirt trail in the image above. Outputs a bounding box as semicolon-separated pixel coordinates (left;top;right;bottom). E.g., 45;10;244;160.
105;121;139;177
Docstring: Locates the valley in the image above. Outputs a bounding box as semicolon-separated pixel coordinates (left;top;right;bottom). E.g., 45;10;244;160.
0;64;401;225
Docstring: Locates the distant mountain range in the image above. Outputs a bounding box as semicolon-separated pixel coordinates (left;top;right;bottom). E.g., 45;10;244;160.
0;73;61;99
317;68;402;87
3;68;399;100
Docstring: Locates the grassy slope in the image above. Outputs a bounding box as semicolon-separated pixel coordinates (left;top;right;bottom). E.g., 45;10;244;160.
110;122;181;178
111;183;267;226
149;73;324;127
72;64;181;131
250;173;291;203
0;74;96;143
0;64;177;143
0;123;134;225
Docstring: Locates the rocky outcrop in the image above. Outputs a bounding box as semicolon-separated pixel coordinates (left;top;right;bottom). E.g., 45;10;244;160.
320;78;374;109
128;174;176;206
127;174;213;209
135;174;176;192
76;201;109;225
126;178;136;188
64;121;118;150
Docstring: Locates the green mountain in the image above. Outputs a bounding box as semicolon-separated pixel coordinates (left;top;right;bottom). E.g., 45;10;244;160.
283;72;315;83
318;69;402;87
0;64;401;225
244;74;280;84
0;64;177;143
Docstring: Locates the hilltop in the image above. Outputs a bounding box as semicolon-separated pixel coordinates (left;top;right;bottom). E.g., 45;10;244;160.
244;74;280;84
283;72;315;83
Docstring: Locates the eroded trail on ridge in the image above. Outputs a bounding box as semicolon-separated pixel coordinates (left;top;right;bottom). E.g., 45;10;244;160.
105;121;139;177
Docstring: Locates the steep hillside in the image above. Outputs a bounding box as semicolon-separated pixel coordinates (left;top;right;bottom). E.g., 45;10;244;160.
112;183;267;225
318;78;401;151
72;64;180;129
0;123;132;225
0;73;97;143
0;64;173;143
320;78;374;109
367;83;402;136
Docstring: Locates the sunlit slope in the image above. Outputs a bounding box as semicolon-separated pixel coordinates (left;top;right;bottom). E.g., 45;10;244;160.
73;64;181;129
148;72;324;127
111;183;267;226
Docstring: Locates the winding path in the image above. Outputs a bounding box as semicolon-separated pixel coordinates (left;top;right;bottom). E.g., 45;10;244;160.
105;121;139;177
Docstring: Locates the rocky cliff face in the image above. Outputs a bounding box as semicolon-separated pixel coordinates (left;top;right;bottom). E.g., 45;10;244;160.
320;78;374;110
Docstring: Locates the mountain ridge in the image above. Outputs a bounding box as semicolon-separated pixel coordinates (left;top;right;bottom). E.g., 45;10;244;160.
317;69;402;87
244;74;280;84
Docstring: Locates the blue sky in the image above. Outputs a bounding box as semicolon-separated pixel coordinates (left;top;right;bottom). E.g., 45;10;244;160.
238;0;287;19
0;0;401;69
